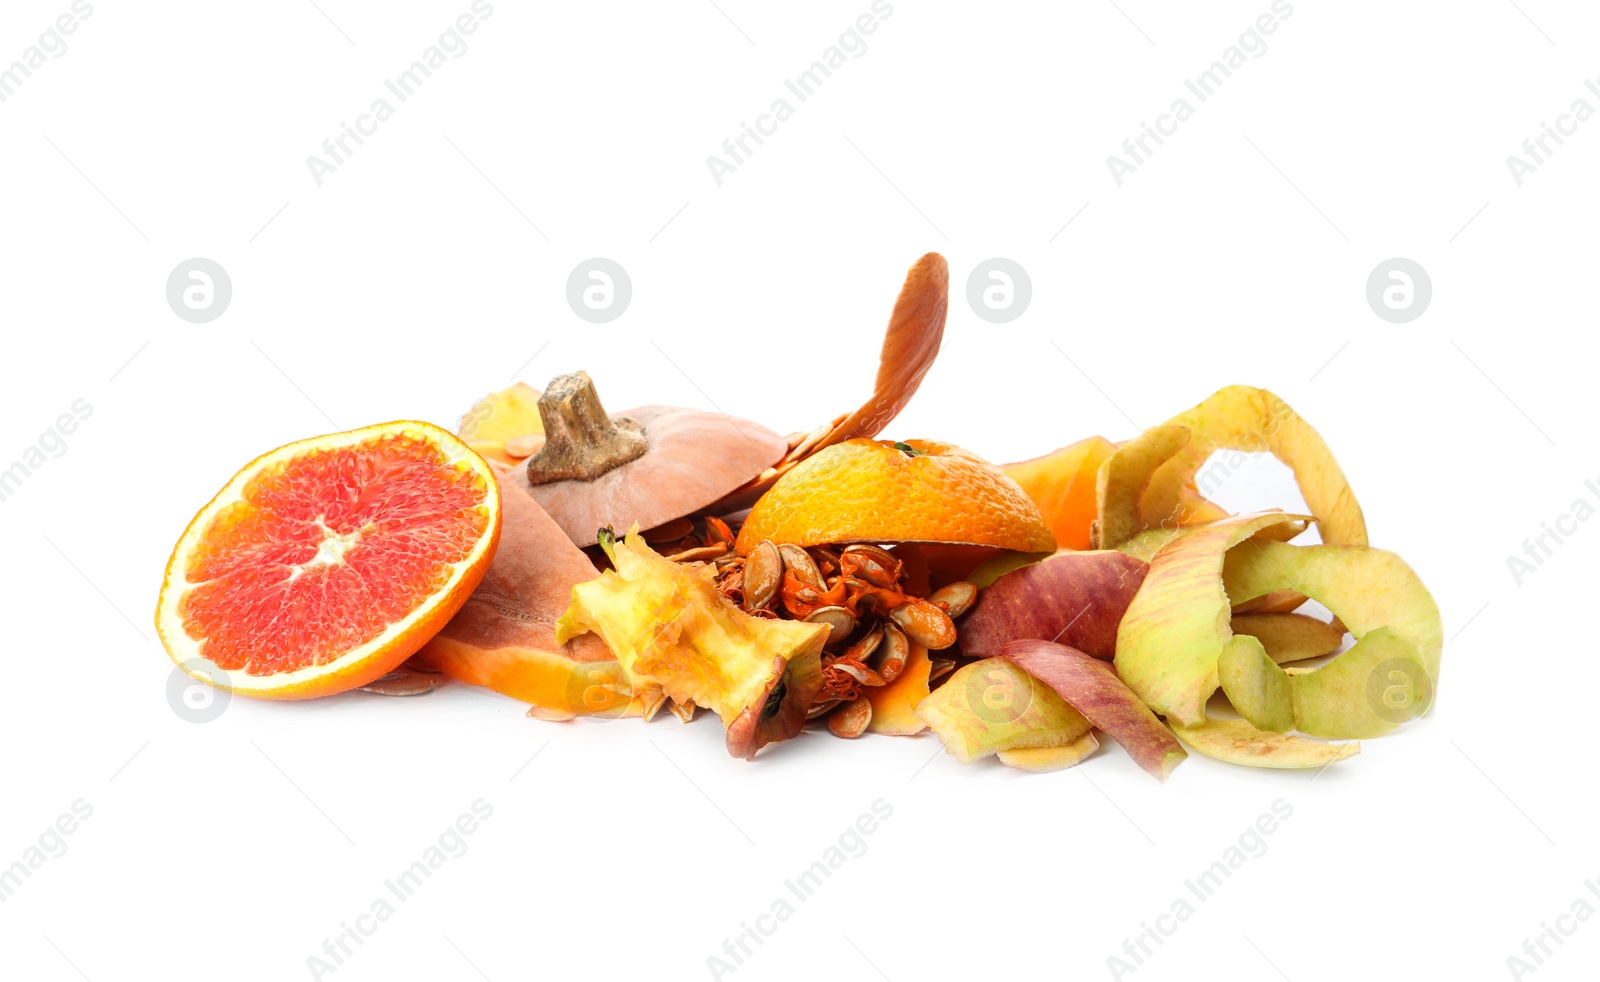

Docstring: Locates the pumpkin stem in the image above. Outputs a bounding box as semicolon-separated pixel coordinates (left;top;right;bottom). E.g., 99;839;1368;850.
525;372;649;484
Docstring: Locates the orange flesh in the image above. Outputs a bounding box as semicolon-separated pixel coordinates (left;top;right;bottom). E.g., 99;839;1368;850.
179;434;491;676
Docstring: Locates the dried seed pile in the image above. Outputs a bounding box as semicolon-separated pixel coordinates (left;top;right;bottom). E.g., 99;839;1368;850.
645;517;974;738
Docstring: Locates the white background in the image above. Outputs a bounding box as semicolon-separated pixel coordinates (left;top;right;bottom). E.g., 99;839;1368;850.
2;1;1597;980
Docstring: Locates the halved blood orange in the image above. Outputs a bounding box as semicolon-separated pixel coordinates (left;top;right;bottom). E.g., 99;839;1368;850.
156;421;502;699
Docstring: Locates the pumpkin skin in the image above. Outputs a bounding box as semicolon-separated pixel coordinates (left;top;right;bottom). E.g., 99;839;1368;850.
414;464;632;715
711;252;948;512
523;403;786;547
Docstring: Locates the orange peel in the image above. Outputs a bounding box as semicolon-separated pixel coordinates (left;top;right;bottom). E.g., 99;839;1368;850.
735;439;1055;555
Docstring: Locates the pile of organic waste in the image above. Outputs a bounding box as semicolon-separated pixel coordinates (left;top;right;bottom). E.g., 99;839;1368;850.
156;253;1439;778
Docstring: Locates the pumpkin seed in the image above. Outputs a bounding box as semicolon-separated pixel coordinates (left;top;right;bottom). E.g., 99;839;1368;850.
527;705;577;721
703;516;735;547
641;516;695;543
742;541;782;611
928;580;979;619
889;599;957;650
842;543;901;588
787;419;835;462
830;660;885;686
876;621;911;683
663;544;730;563
807;698;843;719
827;697;872;738
804;605;857;645
503;432;545;458
842;624;884;664
778;543;825;588
360;667;440;696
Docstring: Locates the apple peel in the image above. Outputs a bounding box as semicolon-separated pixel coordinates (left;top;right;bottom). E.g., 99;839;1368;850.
913;658;1092;764
1173;717;1360;769
960;550;1148;661
1217;634;1294;732
1223;540;1442;682
1220;624;1430;739
1113;527;1183;564
1291;626;1431;738
997;732;1100;772
964;549;1055;590
1094;424;1189;549
1115;511;1313;726
1140;386;1368;547
1231;612;1345;664
458;382;544;464
1002;640;1187;782
554;526;828;759
1113;518;1305;567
